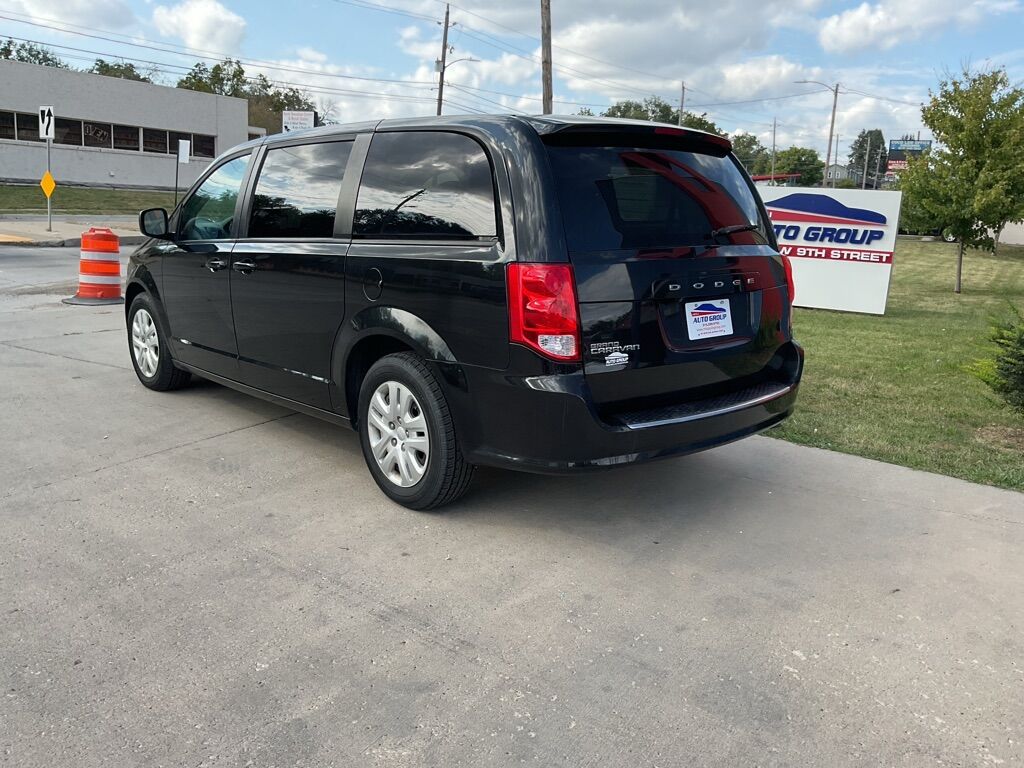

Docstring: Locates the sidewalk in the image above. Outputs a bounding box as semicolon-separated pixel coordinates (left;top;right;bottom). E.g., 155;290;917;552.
0;215;143;247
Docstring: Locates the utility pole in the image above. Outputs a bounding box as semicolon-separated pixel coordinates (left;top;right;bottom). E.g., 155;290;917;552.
540;0;553;114
677;82;685;126
795;80;840;188
770;117;777;184
861;137;871;189
873;150;883;190
832;133;840;187
435;3;451;117
825;83;839;187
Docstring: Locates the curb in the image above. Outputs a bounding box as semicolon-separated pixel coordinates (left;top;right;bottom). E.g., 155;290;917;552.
0;236;145;248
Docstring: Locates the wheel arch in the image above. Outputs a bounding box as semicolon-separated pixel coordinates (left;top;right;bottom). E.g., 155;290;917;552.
335;306;459;426
124;267;171;333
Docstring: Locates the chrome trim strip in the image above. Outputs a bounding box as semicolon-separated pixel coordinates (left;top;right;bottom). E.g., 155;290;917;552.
623;383;794;430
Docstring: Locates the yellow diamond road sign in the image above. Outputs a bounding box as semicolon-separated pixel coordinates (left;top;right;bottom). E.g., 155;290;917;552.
40;171;56;199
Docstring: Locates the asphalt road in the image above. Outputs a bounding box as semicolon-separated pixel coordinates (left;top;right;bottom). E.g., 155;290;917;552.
1;246;1022;767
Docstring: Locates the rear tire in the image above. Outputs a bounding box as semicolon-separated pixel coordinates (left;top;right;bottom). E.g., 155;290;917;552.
127;294;191;391
357;352;473;510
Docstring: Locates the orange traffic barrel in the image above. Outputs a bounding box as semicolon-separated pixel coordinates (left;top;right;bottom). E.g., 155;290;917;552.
63;227;124;305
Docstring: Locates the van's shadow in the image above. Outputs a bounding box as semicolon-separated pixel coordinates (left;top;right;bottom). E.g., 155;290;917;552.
188;379;754;538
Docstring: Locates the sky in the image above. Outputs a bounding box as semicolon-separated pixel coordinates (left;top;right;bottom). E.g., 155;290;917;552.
2;0;1022;164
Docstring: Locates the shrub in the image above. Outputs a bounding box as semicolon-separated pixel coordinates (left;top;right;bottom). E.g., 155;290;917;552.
982;306;1024;413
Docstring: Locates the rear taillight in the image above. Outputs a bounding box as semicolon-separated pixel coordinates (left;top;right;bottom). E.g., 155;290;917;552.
781;253;796;301
507;263;581;362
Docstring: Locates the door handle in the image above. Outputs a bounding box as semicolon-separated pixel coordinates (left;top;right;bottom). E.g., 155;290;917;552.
204;257;227;272
232;260;257;274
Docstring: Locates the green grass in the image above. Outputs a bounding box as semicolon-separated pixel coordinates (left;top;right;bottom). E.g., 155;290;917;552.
0;184;175;215
774;238;1024;492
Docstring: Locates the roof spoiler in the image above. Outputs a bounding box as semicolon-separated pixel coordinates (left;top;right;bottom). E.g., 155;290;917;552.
537;122;732;158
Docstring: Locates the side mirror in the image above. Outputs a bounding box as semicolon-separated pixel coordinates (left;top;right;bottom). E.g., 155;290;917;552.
139;208;171;240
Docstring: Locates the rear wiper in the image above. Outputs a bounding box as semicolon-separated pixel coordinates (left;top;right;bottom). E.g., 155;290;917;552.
709;223;761;239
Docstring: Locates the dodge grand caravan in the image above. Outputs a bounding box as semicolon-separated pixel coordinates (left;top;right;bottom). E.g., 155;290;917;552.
128;115;803;509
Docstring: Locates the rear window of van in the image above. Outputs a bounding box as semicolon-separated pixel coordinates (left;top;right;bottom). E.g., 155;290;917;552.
546;145;766;251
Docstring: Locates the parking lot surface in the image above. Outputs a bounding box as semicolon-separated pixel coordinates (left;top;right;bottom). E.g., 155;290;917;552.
2;246;1022;767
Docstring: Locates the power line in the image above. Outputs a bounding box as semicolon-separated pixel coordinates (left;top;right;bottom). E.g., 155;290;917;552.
0;35;446;106
441;0;678;84
844;87;922;106
0;13;439;89
2;7;925;131
323;0;437;23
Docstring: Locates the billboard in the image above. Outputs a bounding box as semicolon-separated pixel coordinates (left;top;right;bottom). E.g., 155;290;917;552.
887;139;931;173
758;187;904;315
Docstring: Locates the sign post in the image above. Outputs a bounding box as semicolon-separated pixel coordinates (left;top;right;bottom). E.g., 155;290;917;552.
39;105;55;231
174;138;190;208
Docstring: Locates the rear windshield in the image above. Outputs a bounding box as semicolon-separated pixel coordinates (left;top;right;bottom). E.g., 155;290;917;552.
545;145;766;251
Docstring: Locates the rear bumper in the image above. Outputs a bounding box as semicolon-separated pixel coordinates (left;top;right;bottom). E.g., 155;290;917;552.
447;345;803;474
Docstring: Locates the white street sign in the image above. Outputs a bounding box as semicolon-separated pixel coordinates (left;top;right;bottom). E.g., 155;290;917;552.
39;105;55;140
282;110;315;132
177;139;191;164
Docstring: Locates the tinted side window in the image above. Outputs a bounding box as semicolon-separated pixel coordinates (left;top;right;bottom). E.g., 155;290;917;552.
179;154;251;241
249;142;352;238
354;132;497;239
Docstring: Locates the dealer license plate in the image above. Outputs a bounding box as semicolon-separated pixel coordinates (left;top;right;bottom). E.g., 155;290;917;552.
684;298;734;341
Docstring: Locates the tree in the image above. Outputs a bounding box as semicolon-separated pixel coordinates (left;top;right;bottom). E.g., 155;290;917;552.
847;128;887;188
773;146;825;187
0;39;69;68
90;59;154;82
602;96;725;135
177;59;248;97
177;58;318;135
679;111;724;136
730;132;768;172
901;67;1024;292
604;96;676;123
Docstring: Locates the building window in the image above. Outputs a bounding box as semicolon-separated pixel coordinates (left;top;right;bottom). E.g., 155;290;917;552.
83;121;113;149
193;134;215;158
143;128;167;153
16;113;43;142
113;124;139;151
169;131;191;156
0;111;14;140
54;118;82;146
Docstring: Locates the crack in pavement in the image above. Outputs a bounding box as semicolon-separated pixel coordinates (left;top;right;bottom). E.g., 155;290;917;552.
1;412;298;501
0;339;130;371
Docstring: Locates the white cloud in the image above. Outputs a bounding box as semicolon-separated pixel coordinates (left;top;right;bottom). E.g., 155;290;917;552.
4;0;136;29
818;0;1019;54
152;0;247;53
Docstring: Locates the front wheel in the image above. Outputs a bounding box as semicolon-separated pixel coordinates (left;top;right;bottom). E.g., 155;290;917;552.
357;352;473;510
127;294;191;391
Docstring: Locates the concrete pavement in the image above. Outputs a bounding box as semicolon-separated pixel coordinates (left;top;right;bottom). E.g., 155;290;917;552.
1;245;1022;767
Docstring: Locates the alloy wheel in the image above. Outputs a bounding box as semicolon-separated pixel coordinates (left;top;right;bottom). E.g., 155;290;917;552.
366;380;430;487
131;308;159;378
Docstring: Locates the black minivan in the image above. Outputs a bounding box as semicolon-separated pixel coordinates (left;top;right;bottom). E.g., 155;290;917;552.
128;115;802;509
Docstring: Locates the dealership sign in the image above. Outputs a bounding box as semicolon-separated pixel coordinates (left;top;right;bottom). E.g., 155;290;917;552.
887;138;931;173
758;187;904;315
